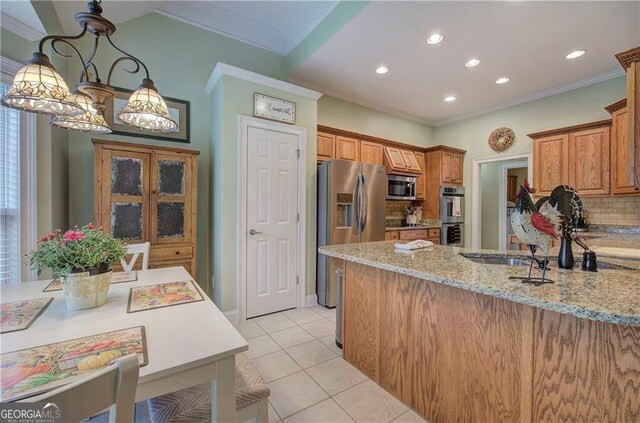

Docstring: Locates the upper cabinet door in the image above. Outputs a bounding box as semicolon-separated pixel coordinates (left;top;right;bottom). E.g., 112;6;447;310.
451;153;463;184
150;153;194;245
317;132;335;163
401;151;421;172
568;127;610;196
441;151;453;183
533;134;569;196
101;150;150;243
335;136;360;161
385;147;407;169
611;107;637;194
360;141;384;165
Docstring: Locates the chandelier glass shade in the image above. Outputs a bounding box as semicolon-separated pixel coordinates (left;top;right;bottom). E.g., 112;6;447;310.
50;90;112;133
0;0;177;134
1;53;84;117
117;79;178;132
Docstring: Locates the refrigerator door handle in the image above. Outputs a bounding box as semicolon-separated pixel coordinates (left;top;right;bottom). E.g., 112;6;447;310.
353;173;362;233
361;173;368;230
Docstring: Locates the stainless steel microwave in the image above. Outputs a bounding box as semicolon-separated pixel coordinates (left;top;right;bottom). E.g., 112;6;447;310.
386;174;416;200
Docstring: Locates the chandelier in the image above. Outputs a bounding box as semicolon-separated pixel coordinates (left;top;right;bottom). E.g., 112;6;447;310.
0;0;177;134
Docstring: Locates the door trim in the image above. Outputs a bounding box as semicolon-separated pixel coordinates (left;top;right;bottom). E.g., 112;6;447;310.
237;115;307;322
498;160;528;250
471;152;533;249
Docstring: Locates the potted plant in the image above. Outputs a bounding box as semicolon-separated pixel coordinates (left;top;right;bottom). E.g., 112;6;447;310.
29;223;127;310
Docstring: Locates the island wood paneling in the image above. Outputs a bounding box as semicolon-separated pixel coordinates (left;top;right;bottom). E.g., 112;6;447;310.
342;261;640;423
531;309;640;422
343;263;380;380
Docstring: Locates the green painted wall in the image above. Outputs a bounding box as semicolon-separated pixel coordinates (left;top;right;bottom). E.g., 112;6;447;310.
480;162;500;249
433;76;627;244
63;13;286;296
318;95;434;147
210;74;318;312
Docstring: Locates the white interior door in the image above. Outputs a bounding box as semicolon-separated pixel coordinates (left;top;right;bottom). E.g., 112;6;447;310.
246;126;299;318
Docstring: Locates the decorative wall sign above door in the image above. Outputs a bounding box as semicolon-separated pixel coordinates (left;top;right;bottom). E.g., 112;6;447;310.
254;93;296;124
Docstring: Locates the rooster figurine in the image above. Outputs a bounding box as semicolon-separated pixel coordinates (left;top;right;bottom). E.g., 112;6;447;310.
510;180;559;284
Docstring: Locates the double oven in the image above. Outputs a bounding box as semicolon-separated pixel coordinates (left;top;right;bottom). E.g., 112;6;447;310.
440;187;465;246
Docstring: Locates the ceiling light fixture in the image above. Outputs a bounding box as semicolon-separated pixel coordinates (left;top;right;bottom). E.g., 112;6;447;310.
0;0;177;133
444;96;456;102
427;33;444;45
375;66;389;74
465;58;480;68
495;77;510;84
566;49;586;60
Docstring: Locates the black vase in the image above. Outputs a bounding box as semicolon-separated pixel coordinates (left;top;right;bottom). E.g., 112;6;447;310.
558;237;574;269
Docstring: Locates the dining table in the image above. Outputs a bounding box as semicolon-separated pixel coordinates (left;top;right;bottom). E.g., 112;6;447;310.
0;266;248;422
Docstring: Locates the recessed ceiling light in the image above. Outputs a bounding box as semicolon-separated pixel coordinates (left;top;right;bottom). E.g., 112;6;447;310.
427;33;444;45
495;77;510;84
444;95;456;102
566;50;586;59
465;58;480;68
375;66;389;74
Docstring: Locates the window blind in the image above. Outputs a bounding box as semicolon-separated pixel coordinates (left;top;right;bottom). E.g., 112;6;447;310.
0;83;20;284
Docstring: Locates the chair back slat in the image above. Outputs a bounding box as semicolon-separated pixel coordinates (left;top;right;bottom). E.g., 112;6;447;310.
120;242;150;272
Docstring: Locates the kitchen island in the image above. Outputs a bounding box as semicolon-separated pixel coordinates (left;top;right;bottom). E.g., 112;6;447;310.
319;241;640;423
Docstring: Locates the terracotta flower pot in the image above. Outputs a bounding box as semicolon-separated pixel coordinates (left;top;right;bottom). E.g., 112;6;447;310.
61;264;112;310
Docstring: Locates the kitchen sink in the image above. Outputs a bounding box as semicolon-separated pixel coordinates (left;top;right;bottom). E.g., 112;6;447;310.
462;256;529;266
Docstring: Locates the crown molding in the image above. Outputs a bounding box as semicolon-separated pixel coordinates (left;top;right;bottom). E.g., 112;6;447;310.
0;12;46;42
434;69;626;127
206;63;323;101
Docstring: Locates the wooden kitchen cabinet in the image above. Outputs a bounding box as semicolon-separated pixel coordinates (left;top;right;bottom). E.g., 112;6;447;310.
383;147;422;175
414;151;426;199
533;134;569;196
93;140;199;277
360;140;384;165
423;146;466;219
387;228;440;244
317;132;335;163
606;99;639;194
335;136;360;161
568;126;610;196
530;120;611;197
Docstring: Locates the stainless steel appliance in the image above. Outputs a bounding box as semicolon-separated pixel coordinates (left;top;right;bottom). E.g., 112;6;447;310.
440;187;465;246
386;174;416;200
317;159;386;307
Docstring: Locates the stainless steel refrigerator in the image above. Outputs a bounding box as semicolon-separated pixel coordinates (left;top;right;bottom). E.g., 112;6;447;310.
317;159;386;307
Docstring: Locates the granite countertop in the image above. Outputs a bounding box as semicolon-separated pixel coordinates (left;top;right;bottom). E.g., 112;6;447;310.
318;241;640;326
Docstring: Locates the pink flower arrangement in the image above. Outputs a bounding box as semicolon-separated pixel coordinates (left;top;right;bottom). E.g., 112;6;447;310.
62;230;85;242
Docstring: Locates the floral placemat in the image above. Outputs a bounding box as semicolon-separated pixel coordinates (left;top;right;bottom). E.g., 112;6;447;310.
42;271;138;292
1;298;54;334
127;280;204;313
0;326;147;402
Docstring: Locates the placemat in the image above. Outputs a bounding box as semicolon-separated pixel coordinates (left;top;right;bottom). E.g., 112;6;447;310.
127;280;204;313
1;298;54;334
43;271;138;292
0;326;147;402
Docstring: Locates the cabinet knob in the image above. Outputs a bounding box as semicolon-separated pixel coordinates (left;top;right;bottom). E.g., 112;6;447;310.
176;251;180;255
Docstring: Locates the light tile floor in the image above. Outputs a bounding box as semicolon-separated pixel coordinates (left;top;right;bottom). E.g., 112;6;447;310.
234;306;428;423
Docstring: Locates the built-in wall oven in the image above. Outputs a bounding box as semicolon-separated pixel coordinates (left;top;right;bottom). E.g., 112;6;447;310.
440;187;465;246
386;174;416;200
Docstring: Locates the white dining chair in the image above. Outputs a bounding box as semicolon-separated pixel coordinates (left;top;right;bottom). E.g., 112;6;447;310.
120;242;150;272
20;354;139;423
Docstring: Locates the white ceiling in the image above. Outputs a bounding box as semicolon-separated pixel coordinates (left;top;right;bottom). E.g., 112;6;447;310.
156;1;338;55
289;1;640;125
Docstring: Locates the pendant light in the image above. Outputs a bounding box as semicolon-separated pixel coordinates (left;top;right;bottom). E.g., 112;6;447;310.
0;0;177;134
50;90;112;133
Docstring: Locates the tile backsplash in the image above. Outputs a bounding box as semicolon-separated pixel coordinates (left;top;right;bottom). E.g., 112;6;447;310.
582;196;640;226
385;201;413;219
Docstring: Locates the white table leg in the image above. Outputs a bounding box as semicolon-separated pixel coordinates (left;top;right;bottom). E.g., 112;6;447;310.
211;355;236;422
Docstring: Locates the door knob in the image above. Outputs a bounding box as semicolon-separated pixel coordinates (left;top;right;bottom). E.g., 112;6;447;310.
249;229;263;236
